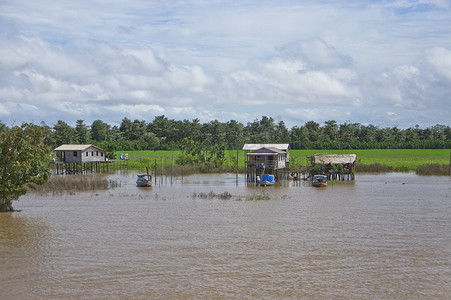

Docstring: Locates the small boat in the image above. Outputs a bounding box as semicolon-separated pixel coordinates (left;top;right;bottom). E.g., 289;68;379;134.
136;174;152;187
259;174;275;186
312;175;327;187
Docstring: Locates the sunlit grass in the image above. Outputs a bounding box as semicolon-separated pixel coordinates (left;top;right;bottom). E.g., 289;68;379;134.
289;149;449;172
123;149;450;173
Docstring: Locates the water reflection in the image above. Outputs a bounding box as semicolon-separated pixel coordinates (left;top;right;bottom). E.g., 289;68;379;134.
1;173;450;299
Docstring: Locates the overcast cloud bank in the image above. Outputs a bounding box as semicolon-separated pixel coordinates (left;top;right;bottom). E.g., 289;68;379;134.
1;0;450;128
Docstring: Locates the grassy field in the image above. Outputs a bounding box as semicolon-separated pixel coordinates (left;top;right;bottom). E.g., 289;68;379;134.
122;149;450;173
290;149;450;172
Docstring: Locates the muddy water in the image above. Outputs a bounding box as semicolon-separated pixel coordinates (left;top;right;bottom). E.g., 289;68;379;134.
1;173;450;299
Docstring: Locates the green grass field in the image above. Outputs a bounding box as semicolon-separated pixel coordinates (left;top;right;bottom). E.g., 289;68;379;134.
289;149;450;171
121;149;450;172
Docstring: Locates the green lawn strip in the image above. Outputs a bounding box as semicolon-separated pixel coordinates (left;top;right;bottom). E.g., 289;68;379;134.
122;149;450;172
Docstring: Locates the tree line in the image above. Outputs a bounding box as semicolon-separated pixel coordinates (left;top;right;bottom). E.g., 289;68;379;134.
37;116;451;151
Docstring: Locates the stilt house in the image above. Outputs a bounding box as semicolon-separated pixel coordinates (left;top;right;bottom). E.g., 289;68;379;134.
54;144;106;163
243;144;290;182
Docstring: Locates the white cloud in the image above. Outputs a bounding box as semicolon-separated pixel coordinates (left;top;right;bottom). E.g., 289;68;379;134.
425;47;451;82
0;102;9;116
277;39;352;69
110;104;165;116
0;0;451;128
285;108;342;124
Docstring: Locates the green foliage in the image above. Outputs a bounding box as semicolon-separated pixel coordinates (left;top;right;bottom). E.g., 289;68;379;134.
191;191;233;200
177;137;227;167
0;123;51;211
246;194;270;201
39;116;451;152
53;120;78;147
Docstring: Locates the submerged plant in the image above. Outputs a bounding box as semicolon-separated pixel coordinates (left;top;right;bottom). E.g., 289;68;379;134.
246;193;270;201
30;175;121;195
191;191;233;200
416;164;450;176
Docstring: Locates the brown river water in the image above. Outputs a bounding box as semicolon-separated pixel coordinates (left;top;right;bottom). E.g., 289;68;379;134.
1;172;450;299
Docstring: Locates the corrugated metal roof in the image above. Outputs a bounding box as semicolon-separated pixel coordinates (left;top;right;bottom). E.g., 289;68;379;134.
53;144;105;152
247;147;286;155
242;144;290;151
313;153;357;164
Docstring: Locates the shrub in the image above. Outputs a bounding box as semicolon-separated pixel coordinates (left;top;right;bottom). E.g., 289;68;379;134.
416;164;450;176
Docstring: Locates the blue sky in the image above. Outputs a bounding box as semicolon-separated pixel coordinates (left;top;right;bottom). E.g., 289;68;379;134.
0;0;450;128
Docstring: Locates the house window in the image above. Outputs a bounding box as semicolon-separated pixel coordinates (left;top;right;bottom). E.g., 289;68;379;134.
73;152;78;157
86;152;89;156
92;151;94;156
101;153;104;157
96;151;99;156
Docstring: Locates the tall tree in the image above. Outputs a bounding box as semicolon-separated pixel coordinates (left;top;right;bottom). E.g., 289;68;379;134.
359;124;378;144
40;121;56;148
323;120;338;142
53;120;78;146
304;121;321;142
338;122;360;144
225;120;244;149
91;120;111;142
142;132;160;150
119;117;133;140
204;120;226;145
275;120;290;143
0;123;51;211
259;116;276;142
131;120;147;140
148;115;178;148
75;120;90;144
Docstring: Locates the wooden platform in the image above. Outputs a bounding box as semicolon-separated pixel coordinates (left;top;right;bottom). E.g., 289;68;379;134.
51;160;128;175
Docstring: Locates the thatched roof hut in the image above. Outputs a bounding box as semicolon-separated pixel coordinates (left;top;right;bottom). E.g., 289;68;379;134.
310;153;357;181
312;153;357;165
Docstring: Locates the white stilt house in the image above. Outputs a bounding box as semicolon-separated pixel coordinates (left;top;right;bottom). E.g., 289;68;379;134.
54;144;106;163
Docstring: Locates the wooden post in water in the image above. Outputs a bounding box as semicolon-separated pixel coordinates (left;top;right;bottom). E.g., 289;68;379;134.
146;166;151;181
154;159;157;184
160;156;163;185
236;149;239;185
236;149;239;174
165;156;167;184
171;155;173;184
449;149;451;176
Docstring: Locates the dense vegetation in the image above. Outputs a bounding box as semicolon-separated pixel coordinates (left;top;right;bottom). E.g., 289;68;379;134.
0;123;51;211
39;116;451;152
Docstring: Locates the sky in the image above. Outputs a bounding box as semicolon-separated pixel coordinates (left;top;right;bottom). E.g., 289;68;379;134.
1;0;450;129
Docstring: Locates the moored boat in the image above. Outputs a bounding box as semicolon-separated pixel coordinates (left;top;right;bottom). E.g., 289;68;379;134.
136;174;152;187
312;175;327;187
259;174;275;186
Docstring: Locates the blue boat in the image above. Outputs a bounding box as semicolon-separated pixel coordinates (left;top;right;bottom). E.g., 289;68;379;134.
136;174;152;187
259;174;275;186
